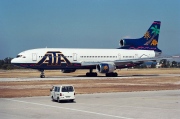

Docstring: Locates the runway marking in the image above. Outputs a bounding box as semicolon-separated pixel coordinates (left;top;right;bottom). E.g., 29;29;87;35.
0;77;145;82
6;99;134;119
1;73;180;82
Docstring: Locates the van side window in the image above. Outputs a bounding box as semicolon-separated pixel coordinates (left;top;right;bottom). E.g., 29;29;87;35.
57;87;60;92
62;87;66;92
55;87;58;92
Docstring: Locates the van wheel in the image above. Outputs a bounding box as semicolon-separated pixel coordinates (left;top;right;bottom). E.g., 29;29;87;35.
51;96;54;101
57;97;61;103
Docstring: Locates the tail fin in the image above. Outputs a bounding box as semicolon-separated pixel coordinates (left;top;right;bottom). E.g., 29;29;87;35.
119;21;161;52
143;21;160;46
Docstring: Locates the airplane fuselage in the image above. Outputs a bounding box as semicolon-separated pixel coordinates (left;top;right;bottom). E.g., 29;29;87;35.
11;48;156;70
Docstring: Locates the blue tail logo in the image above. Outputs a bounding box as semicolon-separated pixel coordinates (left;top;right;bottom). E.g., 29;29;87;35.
119;21;161;52
144;21;160;46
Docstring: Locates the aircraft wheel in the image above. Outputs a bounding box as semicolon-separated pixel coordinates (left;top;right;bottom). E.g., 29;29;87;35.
39;69;45;78
106;73;110;77
86;73;90;77
106;73;118;77
86;72;97;77
113;72;118;77
92;72;97;77
40;75;45;78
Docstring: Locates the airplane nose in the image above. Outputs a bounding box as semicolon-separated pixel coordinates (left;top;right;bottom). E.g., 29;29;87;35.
11;58;17;64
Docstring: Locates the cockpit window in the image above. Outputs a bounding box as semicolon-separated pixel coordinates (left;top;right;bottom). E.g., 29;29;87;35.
16;55;26;58
16;55;22;58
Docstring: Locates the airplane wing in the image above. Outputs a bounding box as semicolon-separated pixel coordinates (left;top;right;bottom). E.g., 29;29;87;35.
81;57;166;66
81;61;102;66
113;57;157;66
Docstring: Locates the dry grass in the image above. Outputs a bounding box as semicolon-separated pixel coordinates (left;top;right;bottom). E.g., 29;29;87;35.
0;68;180;98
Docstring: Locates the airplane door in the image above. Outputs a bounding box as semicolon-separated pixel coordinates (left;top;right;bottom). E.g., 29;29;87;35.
32;53;37;61
135;54;138;59
118;53;121;60
73;53;77;61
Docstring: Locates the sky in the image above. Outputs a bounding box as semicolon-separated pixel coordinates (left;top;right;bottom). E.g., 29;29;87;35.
0;0;180;59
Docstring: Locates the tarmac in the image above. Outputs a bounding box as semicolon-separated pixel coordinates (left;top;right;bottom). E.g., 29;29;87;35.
0;73;180;81
1;90;180;119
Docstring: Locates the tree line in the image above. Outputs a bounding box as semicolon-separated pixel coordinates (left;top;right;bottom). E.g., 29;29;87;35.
134;59;180;68
0;57;20;70
159;59;180;68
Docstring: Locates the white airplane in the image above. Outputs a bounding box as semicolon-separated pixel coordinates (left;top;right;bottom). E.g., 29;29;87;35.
11;21;162;78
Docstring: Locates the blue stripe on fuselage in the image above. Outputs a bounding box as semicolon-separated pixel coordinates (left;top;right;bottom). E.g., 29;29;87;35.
13;63;96;70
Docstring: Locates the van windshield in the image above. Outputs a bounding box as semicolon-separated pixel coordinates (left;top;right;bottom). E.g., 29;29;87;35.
62;86;74;92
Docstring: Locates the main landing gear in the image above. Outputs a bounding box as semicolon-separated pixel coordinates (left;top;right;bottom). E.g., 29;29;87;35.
85;69;118;77
105;72;118;77
39;70;45;78
86;69;97;77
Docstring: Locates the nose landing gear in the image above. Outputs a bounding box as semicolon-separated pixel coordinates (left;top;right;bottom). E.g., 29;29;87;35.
39;70;45;78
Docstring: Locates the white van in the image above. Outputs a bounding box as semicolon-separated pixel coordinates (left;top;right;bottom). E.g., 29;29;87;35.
50;85;75;102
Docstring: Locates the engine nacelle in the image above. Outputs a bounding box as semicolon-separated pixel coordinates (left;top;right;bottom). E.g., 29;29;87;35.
61;69;76;73
119;39;137;47
96;63;116;73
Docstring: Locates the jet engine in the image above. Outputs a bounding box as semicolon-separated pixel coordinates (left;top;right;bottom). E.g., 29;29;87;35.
96;63;116;73
119;39;137;47
60;69;76;73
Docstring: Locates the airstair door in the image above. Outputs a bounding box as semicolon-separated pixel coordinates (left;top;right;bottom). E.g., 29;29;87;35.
32;53;37;61
73;53;77;61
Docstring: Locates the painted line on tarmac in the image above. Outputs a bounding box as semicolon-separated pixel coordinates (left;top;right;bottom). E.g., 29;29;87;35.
6;98;134;119
0;76;145;82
